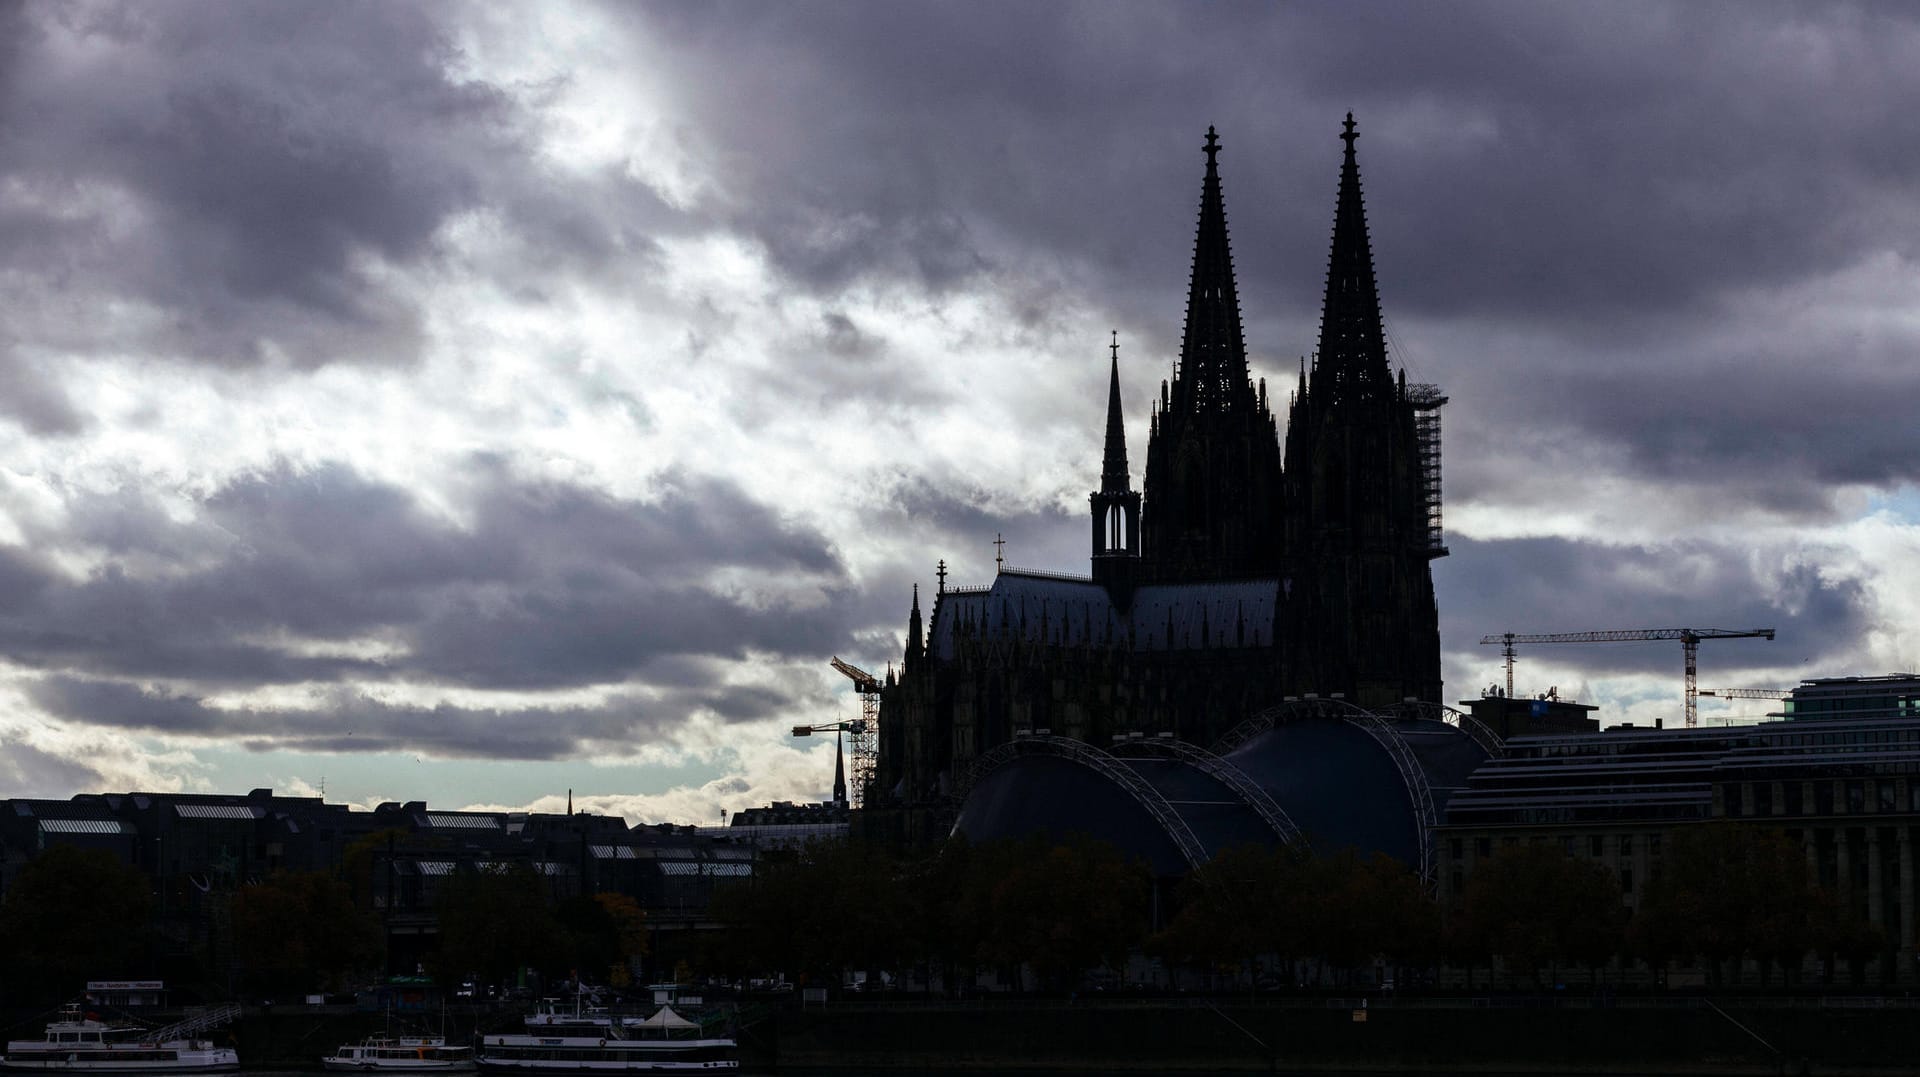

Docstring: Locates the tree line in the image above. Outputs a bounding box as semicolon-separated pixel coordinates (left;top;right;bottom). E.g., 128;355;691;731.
0;839;646;1007
0;822;1890;1006
701;825;1890;992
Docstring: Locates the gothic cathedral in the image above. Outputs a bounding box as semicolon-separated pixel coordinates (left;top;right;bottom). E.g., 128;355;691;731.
871;117;1446;843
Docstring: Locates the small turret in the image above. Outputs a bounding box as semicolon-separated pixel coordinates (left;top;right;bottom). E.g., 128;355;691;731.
1090;334;1142;595
904;584;924;669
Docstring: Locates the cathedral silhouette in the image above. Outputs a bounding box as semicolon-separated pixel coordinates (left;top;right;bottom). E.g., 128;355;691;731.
872;117;1447;846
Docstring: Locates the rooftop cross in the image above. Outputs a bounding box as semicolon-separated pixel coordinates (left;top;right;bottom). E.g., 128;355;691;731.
994;533;1006;574
936;559;947;594
1204;125;1220;165
1341;112;1358;152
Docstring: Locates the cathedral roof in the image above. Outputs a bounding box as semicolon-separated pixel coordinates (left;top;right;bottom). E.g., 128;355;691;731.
927;570;1279;661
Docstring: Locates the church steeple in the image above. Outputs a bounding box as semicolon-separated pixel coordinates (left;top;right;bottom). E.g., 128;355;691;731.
1174;126;1253;415
1091;333;1141;591
831;729;847;808
1138;126;1283;582
1100;332;1130;494
1282;112;1445;708
1313;112;1393;402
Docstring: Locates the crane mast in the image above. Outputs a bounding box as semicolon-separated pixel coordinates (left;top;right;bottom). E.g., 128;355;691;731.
1479;628;1776;728
830;656;882;809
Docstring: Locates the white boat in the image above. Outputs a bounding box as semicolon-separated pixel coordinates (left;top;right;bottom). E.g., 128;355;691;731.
322;1035;475;1072
476;998;737;1073
1;1005;240;1074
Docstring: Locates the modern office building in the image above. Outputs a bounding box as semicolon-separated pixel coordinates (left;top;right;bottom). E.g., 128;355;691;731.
1438;712;1920;981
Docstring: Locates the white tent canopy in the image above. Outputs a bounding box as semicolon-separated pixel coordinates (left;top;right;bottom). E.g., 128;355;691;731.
634;1006;697;1030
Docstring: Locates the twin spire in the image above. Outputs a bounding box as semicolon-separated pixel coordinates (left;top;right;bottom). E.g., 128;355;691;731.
1173;126;1253;414
1312;112;1393;402
1139;115;1389;433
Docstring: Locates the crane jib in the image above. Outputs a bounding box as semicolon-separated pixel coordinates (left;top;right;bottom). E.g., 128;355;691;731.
1476;627;1776;728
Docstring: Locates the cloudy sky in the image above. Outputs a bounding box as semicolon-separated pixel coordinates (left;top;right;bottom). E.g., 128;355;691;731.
3;1;1918;822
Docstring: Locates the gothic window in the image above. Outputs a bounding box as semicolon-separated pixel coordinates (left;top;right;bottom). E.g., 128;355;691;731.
1107;504;1128;552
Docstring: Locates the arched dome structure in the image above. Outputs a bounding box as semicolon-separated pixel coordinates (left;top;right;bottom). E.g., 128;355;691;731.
950;700;1494;881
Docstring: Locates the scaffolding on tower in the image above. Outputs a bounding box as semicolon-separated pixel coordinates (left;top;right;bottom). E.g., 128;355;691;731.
1407;383;1448;559
830;657;882;809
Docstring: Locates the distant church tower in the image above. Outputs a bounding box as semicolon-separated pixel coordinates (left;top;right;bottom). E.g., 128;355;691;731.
1139;128;1285;583
1282;114;1445;705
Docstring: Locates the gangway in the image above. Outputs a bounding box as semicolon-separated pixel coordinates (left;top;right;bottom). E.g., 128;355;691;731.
147;1002;242;1043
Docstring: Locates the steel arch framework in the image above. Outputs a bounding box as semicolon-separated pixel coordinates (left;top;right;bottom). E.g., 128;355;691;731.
1111;737;1305;847
1213;696;1441;888
1214;696;1380;753
1341;712;1439;886
953;734;1210;871
1381;699;1504;758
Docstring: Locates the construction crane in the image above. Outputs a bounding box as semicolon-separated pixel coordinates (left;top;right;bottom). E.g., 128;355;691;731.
826;656;881;808
1479;628;1776;729
1697;686;1795;722
791;718;864;808
1698;688;1791;700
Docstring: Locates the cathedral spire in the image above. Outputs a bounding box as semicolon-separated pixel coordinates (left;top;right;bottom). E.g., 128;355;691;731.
905;584;923;668
1314;112;1392;401
1100;331;1130;493
1175;126;1251;413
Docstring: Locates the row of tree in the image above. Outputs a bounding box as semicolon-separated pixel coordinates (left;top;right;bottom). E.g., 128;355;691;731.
704;834;1150;991
0;847;648;1006
0;823;1892;1004
703;825;1890;991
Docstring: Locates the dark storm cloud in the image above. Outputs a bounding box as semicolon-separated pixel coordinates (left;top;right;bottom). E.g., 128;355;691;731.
0;462;855;750
27;677;795;761
0;344;85;436
883;477;1088;585
0;2;679;383
1436;535;1870;678
635;1;1920;319
625;1;1920;515
0;737;105;800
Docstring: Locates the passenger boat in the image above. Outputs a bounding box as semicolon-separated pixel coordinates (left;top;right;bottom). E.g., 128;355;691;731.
1;1004;240;1073
322;1035;475;1072
476;998;737;1073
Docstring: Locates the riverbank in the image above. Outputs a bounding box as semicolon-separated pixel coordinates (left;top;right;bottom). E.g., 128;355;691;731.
10;995;1918;1074
759;997;1920;1074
